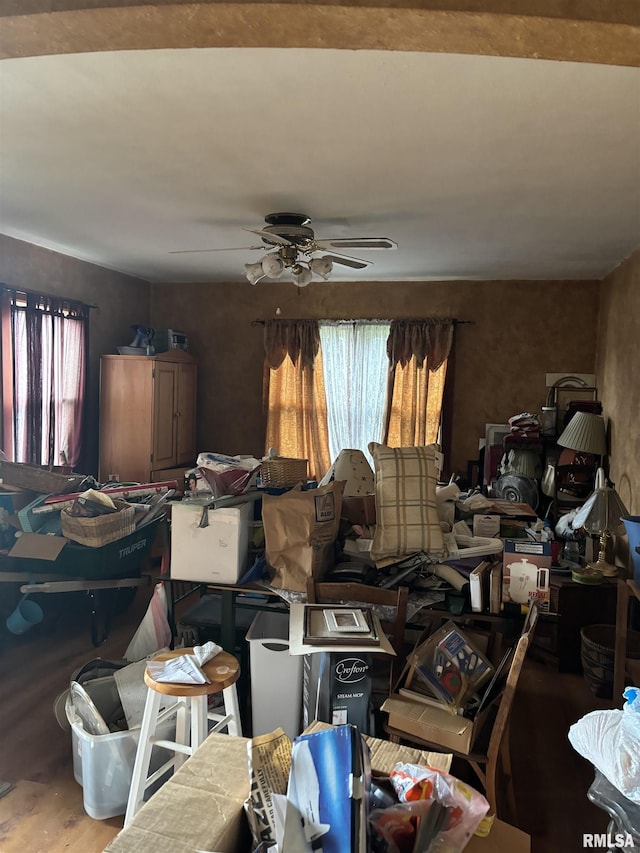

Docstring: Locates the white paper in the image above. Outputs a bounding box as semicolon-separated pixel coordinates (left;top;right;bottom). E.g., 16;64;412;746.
147;655;210;684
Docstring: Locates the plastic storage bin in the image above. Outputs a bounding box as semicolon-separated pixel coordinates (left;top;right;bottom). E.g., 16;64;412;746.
66;676;174;819
246;610;303;740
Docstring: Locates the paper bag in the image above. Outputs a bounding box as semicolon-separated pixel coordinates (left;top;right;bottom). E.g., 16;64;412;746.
263;481;344;592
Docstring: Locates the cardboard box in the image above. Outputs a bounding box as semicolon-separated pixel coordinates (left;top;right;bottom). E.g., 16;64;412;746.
105;730;528;853
303;651;373;733
341;494;376;525
381;694;492;755
502;538;551;611
170;500;251;583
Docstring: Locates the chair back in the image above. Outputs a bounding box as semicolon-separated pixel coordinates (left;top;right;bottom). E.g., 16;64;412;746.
486;601;539;763
306;579;409;687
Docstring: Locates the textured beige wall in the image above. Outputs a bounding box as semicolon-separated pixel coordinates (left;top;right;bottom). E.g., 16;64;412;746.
596;250;640;515
0;235;151;472
151;277;600;477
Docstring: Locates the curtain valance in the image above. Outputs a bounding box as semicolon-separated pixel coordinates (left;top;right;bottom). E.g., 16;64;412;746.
264;319;320;371
2;286;90;319
387;319;454;371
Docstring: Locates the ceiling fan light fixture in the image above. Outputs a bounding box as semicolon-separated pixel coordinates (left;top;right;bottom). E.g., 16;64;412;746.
245;261;265;285
261;253;285;279
310;256;333;280
291;264;313;288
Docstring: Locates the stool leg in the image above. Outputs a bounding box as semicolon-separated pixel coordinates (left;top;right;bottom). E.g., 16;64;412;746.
125;689;162;827
223;684;242;737
173;697;189;772
191;695;208;751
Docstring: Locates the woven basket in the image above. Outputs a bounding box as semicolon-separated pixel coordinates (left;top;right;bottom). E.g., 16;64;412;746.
260;457;308;489
580;624;640;698
61;499;136;547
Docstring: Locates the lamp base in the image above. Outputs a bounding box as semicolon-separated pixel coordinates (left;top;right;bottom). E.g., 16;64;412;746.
586;556;618;578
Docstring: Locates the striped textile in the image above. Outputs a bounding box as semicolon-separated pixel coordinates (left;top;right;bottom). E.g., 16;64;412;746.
368;442;444;563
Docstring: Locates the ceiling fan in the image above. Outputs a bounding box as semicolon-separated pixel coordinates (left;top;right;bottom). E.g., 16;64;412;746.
170;212;397;286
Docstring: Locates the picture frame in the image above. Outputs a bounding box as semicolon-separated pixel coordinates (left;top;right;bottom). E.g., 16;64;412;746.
323;607;371;633
554;387;598;433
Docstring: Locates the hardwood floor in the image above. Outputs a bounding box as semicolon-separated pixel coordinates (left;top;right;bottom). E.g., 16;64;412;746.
0;577;616;852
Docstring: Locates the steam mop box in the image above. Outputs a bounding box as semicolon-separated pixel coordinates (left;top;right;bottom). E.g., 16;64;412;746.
303;652;373;734
281;724;370;853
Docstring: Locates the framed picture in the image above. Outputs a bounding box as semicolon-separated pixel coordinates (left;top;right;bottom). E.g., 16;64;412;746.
323;608;371;633
554;387;598;433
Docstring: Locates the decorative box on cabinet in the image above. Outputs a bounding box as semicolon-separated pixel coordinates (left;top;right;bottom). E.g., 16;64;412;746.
99;350;197;485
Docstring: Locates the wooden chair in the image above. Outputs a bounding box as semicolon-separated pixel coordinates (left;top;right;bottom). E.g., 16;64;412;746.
305;579;409;692
384;602;540;823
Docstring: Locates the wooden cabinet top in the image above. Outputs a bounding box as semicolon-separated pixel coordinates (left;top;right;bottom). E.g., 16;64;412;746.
101;350;197;364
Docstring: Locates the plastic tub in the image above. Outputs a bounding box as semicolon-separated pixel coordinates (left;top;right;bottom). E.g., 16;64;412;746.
246;611;303;740
66;676;174;819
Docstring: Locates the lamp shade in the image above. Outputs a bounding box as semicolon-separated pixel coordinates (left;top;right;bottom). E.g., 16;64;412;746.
261;253;285;278
572;468;629;535
292;265;313;288
557;411;607;457
245;261;265;285
310;256;333;279
319;449;374;496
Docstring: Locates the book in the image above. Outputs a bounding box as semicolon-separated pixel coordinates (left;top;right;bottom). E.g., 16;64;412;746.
489;561;503;614
469;560;491;613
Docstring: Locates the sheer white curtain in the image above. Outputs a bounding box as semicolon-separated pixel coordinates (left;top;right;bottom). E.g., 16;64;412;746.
319;321;389;465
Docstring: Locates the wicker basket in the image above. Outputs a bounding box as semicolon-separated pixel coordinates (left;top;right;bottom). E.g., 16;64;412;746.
260;457;308;489
61;499;136;547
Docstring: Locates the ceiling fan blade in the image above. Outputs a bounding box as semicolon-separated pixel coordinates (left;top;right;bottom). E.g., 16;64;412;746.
168;245;264;254
314;237;398;251
322;252;371;270
243;227;293;246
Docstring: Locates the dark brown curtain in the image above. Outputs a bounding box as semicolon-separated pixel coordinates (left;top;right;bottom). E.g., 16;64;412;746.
382;319;454;447
7;288;89;467
263;319;330;480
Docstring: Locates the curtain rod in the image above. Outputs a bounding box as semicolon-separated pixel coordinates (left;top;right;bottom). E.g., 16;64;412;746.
1;284;99;311
251;318;473;326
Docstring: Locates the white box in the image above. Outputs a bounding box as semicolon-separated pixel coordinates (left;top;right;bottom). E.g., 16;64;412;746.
66;677;175;820
170;500;251;583
245;611;303;740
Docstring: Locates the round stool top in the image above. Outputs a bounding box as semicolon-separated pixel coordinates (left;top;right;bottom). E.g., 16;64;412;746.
144;647;240;697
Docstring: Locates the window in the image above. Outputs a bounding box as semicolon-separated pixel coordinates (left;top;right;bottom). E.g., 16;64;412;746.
264;318;454;481
1;289;89;467
319;321;389;465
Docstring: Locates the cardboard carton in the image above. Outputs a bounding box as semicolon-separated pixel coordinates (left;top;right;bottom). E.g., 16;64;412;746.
341;494;376;525
502;538;551;611
381;694;494;755
105;729;528;853
170;500;251;583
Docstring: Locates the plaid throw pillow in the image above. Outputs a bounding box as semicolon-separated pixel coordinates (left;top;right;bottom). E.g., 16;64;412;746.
368;442;444;563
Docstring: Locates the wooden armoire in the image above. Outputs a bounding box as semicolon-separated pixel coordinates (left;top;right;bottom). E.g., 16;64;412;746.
98;350;197;484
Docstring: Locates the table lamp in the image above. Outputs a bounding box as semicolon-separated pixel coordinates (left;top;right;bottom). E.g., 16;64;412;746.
319;449;374;496
557;411;607;459
572;468;629;577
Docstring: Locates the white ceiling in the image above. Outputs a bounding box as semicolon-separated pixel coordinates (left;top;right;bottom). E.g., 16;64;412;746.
1;47;639;284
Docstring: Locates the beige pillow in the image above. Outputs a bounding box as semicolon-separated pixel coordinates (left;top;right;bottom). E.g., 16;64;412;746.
368;442;444;564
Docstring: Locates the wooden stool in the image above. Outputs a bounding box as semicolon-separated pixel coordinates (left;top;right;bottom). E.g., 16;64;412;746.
124;647;242;827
